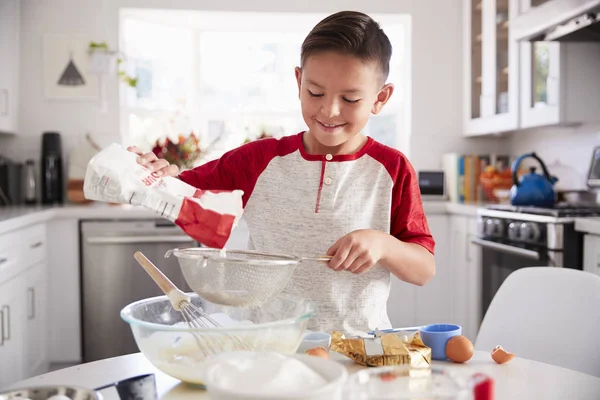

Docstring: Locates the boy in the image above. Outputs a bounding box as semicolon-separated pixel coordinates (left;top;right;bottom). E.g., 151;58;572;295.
129;10;435;336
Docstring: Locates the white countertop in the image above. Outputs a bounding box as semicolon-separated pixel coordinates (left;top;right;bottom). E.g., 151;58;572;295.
575;217;600;236
0;200;483;236
7;351;600;399
0;203;159;235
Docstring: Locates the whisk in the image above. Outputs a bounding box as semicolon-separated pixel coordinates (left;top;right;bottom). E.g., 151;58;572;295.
133;251;220;328
133;251;252;354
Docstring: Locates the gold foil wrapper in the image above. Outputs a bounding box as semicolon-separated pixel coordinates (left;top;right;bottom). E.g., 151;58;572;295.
330;330;432;368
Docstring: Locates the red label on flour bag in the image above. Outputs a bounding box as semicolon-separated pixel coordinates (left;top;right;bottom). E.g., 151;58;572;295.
83;144;244;249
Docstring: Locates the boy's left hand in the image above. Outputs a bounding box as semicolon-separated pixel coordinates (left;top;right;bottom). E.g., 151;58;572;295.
326;229;385;274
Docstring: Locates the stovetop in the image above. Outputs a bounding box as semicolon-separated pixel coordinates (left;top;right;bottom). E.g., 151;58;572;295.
486;203;600;217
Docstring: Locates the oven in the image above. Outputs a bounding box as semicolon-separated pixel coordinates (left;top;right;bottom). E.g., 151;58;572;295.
473;204;600;318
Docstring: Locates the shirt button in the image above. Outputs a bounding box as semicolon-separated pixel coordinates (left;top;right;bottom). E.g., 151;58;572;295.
324;177;333;185
325;154;333;161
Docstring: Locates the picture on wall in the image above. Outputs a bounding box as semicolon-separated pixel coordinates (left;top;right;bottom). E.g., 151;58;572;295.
43;34;98;100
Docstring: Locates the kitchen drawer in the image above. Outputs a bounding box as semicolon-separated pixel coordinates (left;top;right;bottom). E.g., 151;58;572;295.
0;223;47;284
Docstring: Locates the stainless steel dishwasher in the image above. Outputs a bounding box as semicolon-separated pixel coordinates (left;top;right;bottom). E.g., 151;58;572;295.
80;219;196;362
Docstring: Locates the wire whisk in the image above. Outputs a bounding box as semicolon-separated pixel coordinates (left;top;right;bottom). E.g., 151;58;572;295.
133;251;252;355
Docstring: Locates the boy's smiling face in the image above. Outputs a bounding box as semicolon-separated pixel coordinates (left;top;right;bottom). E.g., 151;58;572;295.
295;51;394;155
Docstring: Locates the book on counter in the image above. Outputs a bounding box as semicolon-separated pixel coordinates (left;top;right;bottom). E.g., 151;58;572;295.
442;153;511;204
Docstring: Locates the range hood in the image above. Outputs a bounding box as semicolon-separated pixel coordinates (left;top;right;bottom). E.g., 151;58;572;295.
512;0;600;41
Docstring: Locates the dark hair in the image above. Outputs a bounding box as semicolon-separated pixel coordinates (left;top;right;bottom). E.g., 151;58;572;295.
300;11;392;80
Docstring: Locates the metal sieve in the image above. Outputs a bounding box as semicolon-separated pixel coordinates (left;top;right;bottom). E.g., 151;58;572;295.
165;248;330;307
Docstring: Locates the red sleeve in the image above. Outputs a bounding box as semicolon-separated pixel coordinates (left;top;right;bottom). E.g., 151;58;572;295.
178;138;281;207
368;143;435;254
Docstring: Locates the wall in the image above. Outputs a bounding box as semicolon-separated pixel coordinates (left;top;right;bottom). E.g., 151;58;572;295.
507;124;600;190
0;0;507;174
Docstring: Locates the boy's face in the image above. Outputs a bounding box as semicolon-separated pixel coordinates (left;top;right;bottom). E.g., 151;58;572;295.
295;51;393;153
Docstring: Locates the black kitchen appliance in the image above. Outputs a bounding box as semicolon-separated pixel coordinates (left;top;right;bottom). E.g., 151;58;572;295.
0;156;23;206
474;203;600;319
41;131;64;204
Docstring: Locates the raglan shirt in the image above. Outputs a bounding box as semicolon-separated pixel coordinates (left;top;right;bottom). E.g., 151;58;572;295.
178;132;435;336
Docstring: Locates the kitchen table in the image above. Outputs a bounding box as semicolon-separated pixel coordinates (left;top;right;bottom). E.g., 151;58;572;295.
6;351;600;399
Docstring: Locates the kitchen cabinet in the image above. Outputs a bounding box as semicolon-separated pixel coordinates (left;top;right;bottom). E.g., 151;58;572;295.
463;0;519;136
517;0;600;128
46;218;81;365
388;214;482;342
0;0;20;134
0;275;24;388
415;215;481;342
0;223;49;387
583;234;600;278
23;262;48;378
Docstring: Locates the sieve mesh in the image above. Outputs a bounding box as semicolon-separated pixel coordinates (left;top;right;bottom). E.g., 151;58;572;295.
167;248;301;307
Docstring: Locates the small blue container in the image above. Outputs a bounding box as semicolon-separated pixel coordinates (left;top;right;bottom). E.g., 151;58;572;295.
419;324;462;360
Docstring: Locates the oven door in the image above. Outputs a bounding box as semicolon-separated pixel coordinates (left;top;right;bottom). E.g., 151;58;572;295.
471;238;562;319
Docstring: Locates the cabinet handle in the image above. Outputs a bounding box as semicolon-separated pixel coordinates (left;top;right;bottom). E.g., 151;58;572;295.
465;235;471;263
0;309;3;347
28;287;35;319
30;241;43;249
1;305;9;341
0;258;7;266
1;89;7;116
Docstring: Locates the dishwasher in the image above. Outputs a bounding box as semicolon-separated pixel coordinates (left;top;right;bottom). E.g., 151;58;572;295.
80;219;196;362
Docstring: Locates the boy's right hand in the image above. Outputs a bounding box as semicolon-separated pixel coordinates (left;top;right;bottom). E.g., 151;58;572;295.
127;146;180;178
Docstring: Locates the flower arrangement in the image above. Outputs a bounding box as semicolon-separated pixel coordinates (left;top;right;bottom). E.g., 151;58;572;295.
151;133;203;170
244;129;273;144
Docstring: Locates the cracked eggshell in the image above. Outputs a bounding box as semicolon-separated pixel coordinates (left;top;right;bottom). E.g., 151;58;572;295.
491;345;515;364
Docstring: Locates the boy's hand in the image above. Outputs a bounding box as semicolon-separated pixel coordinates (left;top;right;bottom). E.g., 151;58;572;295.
127;146;179;178
326;229;385;274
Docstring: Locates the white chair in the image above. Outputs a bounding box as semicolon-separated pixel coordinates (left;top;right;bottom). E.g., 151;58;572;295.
475;267;600;378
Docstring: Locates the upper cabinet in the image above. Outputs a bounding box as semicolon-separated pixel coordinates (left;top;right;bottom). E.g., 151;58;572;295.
464;0;519;136
518;0;600;129
0;0;20;135
464;0;600;135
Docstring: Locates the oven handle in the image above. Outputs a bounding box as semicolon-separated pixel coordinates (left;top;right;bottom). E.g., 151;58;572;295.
470;238;540;260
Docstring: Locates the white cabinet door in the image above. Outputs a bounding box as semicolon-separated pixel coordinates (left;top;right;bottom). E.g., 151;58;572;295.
23;262;48;379
414;215;452;326
0;0;20;134
518;0;600;128
0;275;25;388
443;216;482;342
463;0;518;136
46;218;81;364
387;214;449;328
583;235;600;278
465;217;482;341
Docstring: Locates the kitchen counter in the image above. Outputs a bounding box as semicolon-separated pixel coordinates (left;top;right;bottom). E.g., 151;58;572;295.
0;203;158;235
575;217;600;235
0;200;483;235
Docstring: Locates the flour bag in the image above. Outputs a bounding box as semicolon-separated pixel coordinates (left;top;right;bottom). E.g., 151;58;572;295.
83;143;244;249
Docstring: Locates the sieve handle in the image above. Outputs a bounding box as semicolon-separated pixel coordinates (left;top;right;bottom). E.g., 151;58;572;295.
300;255;332;263
134;251;178;295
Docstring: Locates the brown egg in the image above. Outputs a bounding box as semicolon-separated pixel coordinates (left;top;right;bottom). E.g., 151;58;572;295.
305;346;330;359
445;335;474;363
491;345;515;364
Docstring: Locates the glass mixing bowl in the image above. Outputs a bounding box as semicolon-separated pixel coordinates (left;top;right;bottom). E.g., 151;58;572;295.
120;293;315;387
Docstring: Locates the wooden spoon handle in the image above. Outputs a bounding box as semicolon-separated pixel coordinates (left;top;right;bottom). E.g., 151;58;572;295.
134;251;178;295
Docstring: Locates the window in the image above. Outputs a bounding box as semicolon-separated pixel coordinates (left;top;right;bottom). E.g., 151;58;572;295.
119;9;411;164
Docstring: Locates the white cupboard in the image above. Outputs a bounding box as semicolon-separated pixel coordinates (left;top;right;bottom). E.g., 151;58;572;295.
517;0;600;129
0;223;49;388
583;234;600;278
0;0;20;134
388;213;482;342
463;0;519;136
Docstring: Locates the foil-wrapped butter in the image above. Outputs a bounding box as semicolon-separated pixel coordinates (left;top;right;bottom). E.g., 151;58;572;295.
330;329;432;368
